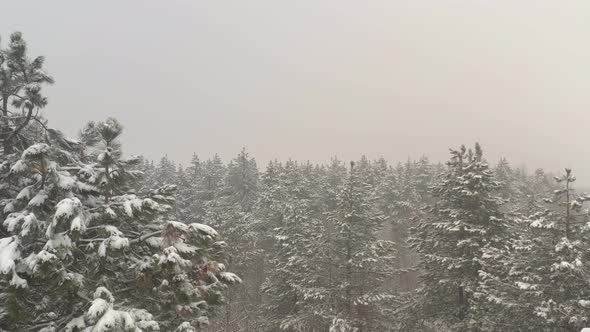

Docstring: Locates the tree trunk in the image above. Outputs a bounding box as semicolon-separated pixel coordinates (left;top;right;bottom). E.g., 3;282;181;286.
1;95;9;155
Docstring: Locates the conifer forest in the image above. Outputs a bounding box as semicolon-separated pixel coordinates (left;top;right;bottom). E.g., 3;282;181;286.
1;5;590;332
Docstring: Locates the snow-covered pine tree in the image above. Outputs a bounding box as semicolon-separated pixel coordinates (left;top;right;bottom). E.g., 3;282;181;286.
478;169;590;331
355;155;376;187
0;32;54;154
0;118;240;331
407;143;507;331
393;160;425;219
178;153;206;223
326;161;398;332
153;155;178;188
260;160;332;331
372;157;389;188
204;149;261;331
225;148;259;212
174;164;193;220
376;159;428;293
201;154;226;200
135;158;156;193
185;153;201;184
318;157;348;213
494;157;514;202
413;156;434;203
515;167;556;216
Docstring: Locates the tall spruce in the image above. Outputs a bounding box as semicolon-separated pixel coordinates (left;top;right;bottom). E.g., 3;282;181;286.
408;143;506;331
478;169;590;331
325;161;398;332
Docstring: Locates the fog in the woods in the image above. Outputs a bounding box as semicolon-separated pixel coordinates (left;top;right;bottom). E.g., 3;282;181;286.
2;0;590;176
3;1;590;332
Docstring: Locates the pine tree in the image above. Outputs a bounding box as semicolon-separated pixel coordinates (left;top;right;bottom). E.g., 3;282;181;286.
204;149;261;331
478;169;590;331
153;155;177;188
261;160;331;331
325;161;398;332
495;157;514;201
262;161;399;331
376;158;429;293
187;153;202;182
225;148;259;212
0;32;54;154
201;154;226;199
0;118;240;331
174;164;193;221
516;167;555;215
408;143;507;331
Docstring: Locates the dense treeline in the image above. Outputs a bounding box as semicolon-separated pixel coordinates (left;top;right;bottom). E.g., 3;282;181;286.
139;146;589;332
2;32;590;332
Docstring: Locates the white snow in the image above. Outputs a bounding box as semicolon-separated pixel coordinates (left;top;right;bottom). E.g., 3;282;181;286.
167;220;189;232
157;246;190;267
58;172;76;190
123;197;143;217
23;250;58;273
94;287;115;302
105;206;117;218
21;143;49;159
70;215;86;233
3;201;15;213
109;235;129;250
515;281;536;290
44;233;73;251
10;270;27;288
16;187;31;200
28;190;48;207
145;236;163;248
86;299;114;324
130;309;159;330
0;236;19;274
55;198;82;220
104;225;122;236
10;160;27;173
98;241;107;257
174;242;199;254
21;213;39;237
4;213;24;232
175;322;197;332
189;223;218;239
64;316;86;331
219;272;242;284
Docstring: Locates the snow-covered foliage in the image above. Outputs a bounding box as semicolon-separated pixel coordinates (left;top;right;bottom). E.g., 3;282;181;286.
260;160;332;331
0;118;239;331
0;32;54;154
477;168;590;331
406;144;508;331
260;160;399;331
8;31;590;332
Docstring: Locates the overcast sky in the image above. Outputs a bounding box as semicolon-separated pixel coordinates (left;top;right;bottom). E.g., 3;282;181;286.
2;0;590;178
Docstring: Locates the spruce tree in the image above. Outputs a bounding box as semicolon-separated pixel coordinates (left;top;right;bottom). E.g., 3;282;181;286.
326;161;398;332
204;149;261;331
261;160;330;331
478;169;590;331
408;143;506;331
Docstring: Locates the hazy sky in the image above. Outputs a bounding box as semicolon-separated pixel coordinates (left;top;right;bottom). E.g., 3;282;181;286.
2;0;590;177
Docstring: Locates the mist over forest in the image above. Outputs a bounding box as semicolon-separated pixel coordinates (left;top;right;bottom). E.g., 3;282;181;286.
2;1;590;332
